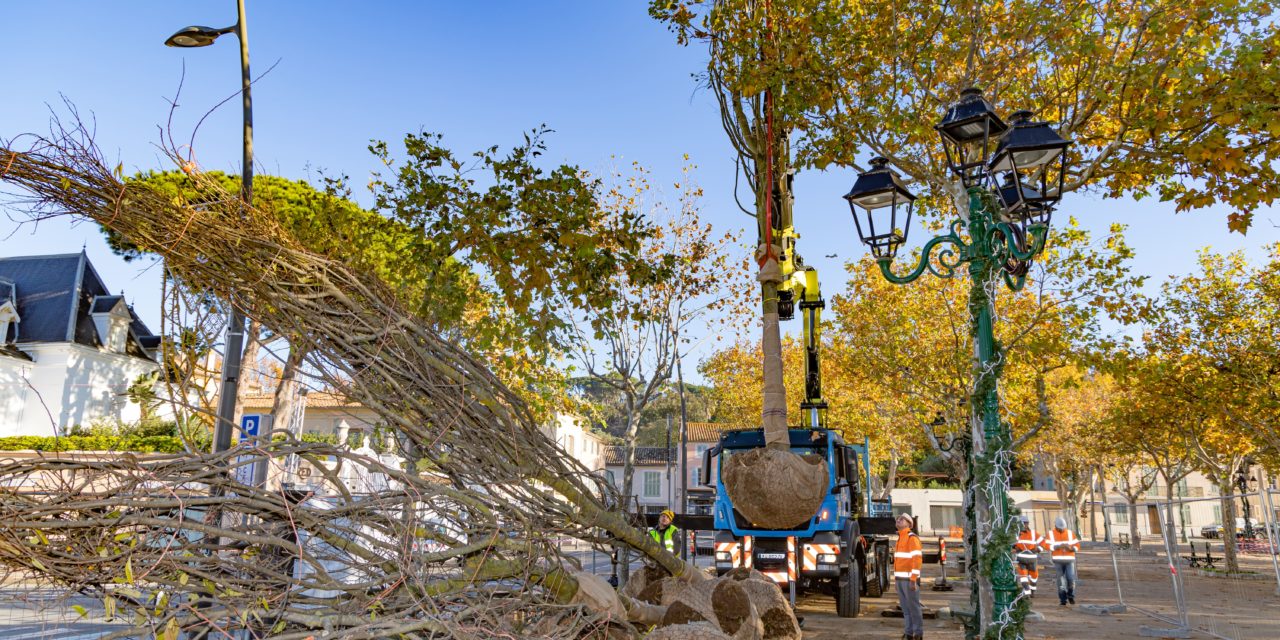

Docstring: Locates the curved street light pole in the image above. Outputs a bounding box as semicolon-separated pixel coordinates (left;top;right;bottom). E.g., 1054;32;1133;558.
876;188;1039;633
166;0;253;456
845;90;1071;639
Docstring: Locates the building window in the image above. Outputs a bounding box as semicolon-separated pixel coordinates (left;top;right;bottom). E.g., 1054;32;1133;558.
1212;505;1222;524
643;471;661;498
930;505;963;533
605;470;616;487
107;317;128;353
1112;504;1129;525
891;505;913;518
566;435;575;454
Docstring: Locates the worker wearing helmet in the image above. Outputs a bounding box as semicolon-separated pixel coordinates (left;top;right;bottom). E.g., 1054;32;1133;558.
1012;515;1046;597
1046;516;1081;605
648;509;682;556
893;513;924;640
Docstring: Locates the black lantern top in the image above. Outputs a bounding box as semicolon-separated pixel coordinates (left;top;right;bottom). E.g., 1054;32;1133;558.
935;88;1008;187
844;157;918;259
988;110;1071;173
936;87;1008;143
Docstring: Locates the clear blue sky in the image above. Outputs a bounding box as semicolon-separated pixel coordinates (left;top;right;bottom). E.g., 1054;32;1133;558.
2;1;1275;377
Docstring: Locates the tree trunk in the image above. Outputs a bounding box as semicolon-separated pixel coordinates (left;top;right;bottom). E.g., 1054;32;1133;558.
620;408;640;586
877;453;900;500
759;279;787;448
269;343;307;436
1088;466;1099;542
1220;488;1241;573
1128;501;1141;551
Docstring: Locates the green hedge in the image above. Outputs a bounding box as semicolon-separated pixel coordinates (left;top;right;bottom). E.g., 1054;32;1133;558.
0;435;186;453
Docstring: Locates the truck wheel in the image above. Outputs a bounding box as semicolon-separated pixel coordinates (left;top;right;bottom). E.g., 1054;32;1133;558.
837;562;861;618
865;546;883;598
874;541;891;596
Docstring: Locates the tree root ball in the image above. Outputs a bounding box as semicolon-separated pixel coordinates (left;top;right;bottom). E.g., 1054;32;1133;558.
645;623;733;640
721;447;829;529
722;570;800;640
621;564;670;599
661;577;764;639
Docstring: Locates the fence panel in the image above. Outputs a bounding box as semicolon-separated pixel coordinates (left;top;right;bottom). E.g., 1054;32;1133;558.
1111;494;1280;640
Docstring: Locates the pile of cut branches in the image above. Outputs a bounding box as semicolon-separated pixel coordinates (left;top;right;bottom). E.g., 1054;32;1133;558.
0;119;798;639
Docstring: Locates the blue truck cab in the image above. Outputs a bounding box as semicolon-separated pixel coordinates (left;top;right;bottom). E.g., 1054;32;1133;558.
700;427;896;618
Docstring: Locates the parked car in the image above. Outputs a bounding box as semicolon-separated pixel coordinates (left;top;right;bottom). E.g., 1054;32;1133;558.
1201;518;1262;539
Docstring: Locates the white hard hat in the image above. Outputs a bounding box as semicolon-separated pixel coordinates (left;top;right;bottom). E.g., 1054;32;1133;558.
1055;516;1067;529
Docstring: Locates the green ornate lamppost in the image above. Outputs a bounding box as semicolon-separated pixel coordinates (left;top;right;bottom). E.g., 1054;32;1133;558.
843;88;1072;637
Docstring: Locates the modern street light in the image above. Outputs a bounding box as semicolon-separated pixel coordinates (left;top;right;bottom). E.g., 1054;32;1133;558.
844;87;1072;636
165;1;254;457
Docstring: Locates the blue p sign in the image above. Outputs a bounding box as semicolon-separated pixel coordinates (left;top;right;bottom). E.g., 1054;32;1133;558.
240;415;261;443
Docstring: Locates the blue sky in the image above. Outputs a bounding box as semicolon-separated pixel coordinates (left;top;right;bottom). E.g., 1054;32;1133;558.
2;1;1275;376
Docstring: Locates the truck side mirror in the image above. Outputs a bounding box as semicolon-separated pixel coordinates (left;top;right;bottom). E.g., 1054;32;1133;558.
700;446;719;486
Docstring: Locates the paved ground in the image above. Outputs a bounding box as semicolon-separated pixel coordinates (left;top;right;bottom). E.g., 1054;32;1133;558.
797;546;1280;640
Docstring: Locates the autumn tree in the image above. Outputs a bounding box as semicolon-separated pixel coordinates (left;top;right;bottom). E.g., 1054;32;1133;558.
1032;367;1117;532
563;162;737;584
1136;246;1280;570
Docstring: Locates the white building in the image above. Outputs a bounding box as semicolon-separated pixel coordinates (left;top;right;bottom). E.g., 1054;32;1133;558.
605;446;678;515
0;253;161;436
544;413;607;473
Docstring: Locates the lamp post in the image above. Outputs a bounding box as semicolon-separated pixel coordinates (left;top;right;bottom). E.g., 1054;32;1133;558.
165;1;254;456
1236;460;1257;538
843;88;1071;637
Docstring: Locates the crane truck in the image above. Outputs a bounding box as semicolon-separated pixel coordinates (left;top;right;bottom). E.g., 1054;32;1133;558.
698;226;897;617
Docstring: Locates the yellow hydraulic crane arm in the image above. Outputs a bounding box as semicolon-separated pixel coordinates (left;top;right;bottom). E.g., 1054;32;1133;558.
775;227;828;429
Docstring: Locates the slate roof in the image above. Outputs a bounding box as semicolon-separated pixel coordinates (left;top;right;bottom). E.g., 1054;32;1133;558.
604;446;675;466
0;252;157;359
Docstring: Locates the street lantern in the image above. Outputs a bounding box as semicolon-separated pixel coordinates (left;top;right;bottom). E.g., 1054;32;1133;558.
989;110;1071;223
164;25;236;48
844;157;918;260
935;87;1008;187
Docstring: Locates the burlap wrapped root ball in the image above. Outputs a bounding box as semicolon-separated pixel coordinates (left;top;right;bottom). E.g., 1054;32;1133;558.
660;577;763;640
721;447;829;529
621;564;670;600
636;575;692;607
569;571;627;621
645;623;733;640
720;568;801;640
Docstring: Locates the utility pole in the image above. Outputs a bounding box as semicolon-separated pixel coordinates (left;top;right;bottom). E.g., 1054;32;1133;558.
666;414;673;511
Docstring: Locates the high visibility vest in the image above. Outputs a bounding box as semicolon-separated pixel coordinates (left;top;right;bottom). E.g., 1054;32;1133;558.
893;529;922;581
1046;528;1080;561
1013;529;1045;561
649;526;678;553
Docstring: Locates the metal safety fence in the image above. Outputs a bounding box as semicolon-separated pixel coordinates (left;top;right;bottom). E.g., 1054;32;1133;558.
1107;490;1280;640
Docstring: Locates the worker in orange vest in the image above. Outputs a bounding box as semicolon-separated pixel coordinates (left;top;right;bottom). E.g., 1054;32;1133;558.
893;513;924;640
1012;515;1046;597
1046;516;1081;605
